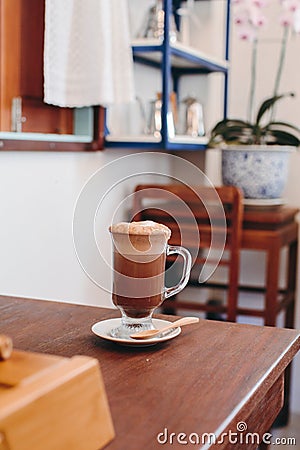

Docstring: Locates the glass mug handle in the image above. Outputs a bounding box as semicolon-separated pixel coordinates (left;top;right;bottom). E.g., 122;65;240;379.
164;245;192;299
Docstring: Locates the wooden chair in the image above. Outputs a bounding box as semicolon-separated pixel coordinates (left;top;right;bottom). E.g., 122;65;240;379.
131;184;244;322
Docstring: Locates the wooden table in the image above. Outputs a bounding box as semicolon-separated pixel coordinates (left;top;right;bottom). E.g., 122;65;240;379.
0;295;299;450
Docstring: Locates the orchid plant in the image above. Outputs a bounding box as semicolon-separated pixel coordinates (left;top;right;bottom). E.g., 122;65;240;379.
209;0;300;147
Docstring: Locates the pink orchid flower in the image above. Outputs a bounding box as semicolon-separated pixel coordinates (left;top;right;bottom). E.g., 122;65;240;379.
233;0;267;43
280;0;300;13
279;0;300;30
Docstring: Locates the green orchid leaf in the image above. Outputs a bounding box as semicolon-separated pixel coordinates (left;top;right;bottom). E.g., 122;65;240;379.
255;93;294;125
266;129;300;146
265;121;300;134
209;127;256;146
211;121;253;138
209;124;254;145
209;93;299;147
211;119;251;135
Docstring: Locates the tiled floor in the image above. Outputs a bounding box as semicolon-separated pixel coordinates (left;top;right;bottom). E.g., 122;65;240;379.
271;413;300;449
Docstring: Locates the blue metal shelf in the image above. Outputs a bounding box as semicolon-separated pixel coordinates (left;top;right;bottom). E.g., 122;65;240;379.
104;135;209;151
132;39;229;74
104;0;230;151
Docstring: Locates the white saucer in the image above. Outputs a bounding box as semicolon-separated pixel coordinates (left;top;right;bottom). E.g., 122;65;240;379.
91;318;181;347
243;198;285;207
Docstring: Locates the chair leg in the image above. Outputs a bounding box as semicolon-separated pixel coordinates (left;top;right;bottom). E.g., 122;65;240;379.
258;441;269;449
205;299;225;321
161;296;177;315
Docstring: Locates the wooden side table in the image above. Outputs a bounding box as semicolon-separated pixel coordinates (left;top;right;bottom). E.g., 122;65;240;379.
139;203;299;327
239;206;298;328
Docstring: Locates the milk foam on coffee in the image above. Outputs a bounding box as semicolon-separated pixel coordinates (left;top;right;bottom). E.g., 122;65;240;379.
109;221;171;238
109;221;171;255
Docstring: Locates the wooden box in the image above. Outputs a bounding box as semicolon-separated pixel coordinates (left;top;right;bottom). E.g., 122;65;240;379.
0;350;115;450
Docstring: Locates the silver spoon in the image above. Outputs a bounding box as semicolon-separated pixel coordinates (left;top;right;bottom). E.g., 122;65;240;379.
130;316;199;340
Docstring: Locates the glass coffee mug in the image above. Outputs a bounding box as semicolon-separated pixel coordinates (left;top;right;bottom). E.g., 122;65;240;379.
109;221;192;339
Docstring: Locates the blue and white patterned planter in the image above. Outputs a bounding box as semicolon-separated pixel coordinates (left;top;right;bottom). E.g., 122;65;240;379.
221;145;294;199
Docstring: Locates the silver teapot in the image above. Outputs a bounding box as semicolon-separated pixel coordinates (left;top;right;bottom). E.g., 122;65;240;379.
182;96;205;137
148;98;162;137
148;98;175;138
137;0;177;43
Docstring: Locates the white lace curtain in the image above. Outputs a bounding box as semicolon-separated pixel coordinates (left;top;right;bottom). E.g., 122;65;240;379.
44;0;135;107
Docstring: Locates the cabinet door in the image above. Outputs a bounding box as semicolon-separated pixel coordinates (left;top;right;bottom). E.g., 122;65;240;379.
0;0;73;134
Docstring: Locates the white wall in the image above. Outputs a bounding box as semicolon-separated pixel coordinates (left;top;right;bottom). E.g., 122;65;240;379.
0;149;172;308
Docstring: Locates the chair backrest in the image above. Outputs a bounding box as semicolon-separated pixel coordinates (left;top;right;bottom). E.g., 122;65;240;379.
131;184;244;321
